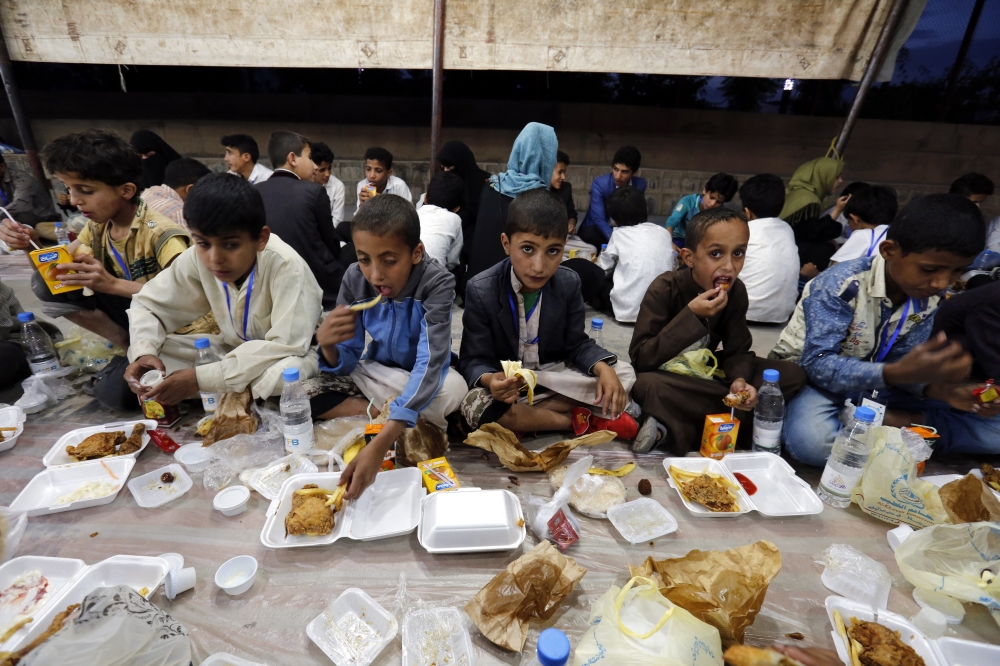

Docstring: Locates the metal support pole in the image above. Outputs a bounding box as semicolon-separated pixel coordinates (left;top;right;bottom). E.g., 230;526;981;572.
939;0;984;122
834;0;908;157
0;19;46;187
430;0;445;172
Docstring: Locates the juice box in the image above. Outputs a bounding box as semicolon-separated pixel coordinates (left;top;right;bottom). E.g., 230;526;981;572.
29;246;82;294
417;456;460;492
700;413;740;459
364;424;396;471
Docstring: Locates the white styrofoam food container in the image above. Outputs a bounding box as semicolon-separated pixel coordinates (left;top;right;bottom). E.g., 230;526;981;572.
0;555;86;651
417;488;525;554
127;463;192;508
247;453;319;500
42;419;156;467
663;457;750;518
0;405;26;453
1;554;169;652
607;498;679;544
307;588;398;666
10;457;134;516
401;606;474;666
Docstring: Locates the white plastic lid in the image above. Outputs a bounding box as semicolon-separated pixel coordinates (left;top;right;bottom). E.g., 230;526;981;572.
913;587;965;624
140;369;164;388
214;485;250;511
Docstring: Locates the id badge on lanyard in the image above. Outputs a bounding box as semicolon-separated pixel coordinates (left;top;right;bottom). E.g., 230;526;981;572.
223;265;256;341
106;226;133;281
874;298;913;364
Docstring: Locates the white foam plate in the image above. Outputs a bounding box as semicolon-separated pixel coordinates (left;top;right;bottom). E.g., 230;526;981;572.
247;453;319;500
42;419;156;467
720;452;824;516
418;488;525;554
0;405;26;453
9;457;134;516
401;606;474;666
307;588;397;666
825;595;943;666
607;498;679;544
127;464;192;508
260;468;425;549
0;555;86;651
663;457;751;517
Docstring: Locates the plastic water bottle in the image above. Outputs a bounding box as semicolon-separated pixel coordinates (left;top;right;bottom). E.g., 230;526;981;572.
751;369;783;454
525;628;570;666
588;318;604;347
18;312;59;374
280;368;314;453
600;243;608;253
54;222;70;246
817;405;876;508
193;338;221;412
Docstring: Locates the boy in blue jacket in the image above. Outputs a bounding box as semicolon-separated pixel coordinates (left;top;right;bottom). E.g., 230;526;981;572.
665;173;738;248
577;146;646;248
313;194;466;498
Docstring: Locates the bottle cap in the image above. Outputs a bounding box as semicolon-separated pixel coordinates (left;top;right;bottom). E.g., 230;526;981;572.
17;312;35;322
536;628;571;666
854;405;877;423
55;222;63;228
601;244;608;250
591;318;604;330
762;369;779;383
194;338;211;349
282;368;300;382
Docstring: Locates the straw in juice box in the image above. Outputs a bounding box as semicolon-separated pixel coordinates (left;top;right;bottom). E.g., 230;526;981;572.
699;413;739;459
418;457;459;492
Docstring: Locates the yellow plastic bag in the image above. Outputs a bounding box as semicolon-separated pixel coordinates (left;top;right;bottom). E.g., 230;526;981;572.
850;426;948;528
659;348;725;381
573;576;723;666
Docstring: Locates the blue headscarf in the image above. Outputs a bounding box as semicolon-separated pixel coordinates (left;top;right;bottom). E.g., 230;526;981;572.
489;122;558;197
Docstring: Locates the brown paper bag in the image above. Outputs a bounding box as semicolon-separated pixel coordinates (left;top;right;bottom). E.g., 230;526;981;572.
628;540;782;646
464;423;616;472
202;389;259;446
397;418;449;467
939;474;1000;524
466;540;587;652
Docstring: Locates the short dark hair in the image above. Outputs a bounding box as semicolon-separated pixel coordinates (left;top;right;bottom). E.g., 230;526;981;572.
267;130;310;169
310;141;334;166
425;171;465;211
184;173;266;239
844;185;898;227
364;147;394;170
705;173;739;202
949;172;994;197
887;193;984;257
606;185;647;226
556;150;570;166
612;146;641;172
351;193;420;249
220;134;260;163
41;129;143;202
505;188;567;240
840;181;870;198
164;158;211;190
686;207;749;251
738;173;785;219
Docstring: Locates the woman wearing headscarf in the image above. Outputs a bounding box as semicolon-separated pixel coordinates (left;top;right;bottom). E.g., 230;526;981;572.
464;123;558;294
779;156;845;276
436;141;493;293
129;130;182;189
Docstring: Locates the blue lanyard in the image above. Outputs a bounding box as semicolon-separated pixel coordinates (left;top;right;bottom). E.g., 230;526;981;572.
223;265;255;341
866;228;888;257
106;226;133;281
875;298;912;363
0;189;7;206
507;288;540;346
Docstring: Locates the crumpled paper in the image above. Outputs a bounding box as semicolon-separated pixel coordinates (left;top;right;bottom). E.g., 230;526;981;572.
628;540;782;646
939;474;1000;524
466;540;587;651
202;389;259;446
464;423;616;472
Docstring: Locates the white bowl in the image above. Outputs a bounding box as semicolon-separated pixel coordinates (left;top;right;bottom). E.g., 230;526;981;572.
15;392;48;414
174;442;212;473
215;555;257;595
214;486;250;517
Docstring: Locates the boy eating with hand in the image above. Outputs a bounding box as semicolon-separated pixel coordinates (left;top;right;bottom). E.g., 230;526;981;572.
460;188;637;438
630;207;806;454
356;147;412;207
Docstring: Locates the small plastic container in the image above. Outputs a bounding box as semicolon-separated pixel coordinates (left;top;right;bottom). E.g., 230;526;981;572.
911;607;947;639
820;544;891;611
607;498;679;544
401;606;473;666
0;405;26;453
215;555;257;596
158;552;185;571
174;442;212;473
307;588;397;666
913;588;965;625
887;524;914;551
127;464;192;508
164;566;196;600
14;391;48;415
214;486;251;517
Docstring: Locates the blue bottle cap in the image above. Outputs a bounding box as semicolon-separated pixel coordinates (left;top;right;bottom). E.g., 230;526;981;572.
762;369;779;383
591;318;604;330
854;405;876;423
17;312;34;322
601;244;608;250
54;222;63;228
194;338;211;349
536;628;571;666
282;368;300;382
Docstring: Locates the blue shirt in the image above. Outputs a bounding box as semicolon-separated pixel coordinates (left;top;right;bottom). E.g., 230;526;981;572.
664;194;701;239
579;172;648;242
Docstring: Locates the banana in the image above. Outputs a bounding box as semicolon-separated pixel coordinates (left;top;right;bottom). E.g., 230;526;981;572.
349;295;382;311
589;462;636;477
343;439;365;465
501;360;538;404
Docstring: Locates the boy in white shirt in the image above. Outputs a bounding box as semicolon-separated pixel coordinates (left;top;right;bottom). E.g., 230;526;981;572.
738;174;800;323
356;147;412;208
418;171;464;270
221;134;273;184
596;185;674;322
310;141;346;226
829;185;898;265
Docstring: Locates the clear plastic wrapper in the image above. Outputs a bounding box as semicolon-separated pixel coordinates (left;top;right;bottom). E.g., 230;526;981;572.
820;543;891;611
900;426;934;464
202;407;284;491
548;463;626;519
54;325;124;374
524;455;592;550
16;366;76;411
0;505;27;563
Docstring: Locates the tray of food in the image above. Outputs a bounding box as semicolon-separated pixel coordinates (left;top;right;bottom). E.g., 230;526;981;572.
43;419;156;467
10;457;134;516
826;595;943;666
663;457;750;517
719;452;823;516
0;405;26;454
307;588;397;666
0;556;86;651
247;453;319;500
417;488;525;554
127;464;192;508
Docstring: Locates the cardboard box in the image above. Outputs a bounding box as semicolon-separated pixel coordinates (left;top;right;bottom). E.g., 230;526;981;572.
29;246;81;294
700;413;740;459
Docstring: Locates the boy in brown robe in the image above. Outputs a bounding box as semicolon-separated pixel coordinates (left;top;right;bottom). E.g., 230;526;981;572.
630;207;806;454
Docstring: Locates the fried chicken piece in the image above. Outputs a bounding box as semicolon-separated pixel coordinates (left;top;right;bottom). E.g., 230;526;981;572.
285;484;336;537
723;390;752;408
0;603;80;666
982;463;1000;492
848;619;925;666
681;473;740;512
116;424;145;456
65;431;125;461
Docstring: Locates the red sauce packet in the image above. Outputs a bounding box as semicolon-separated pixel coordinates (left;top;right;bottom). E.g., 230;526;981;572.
547;509;580;551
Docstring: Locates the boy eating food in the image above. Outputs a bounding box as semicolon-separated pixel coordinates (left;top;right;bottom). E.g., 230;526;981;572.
355;147;412;207
630;207;806;454
459;188;637;438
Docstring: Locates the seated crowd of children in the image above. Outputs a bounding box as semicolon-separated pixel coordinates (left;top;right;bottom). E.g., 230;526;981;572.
1;125;997;501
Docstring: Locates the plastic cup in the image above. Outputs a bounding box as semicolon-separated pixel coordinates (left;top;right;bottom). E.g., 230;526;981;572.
911;606;947;639
887;524;914;551
215;555;257;595
164;566;196;600
214;486;250;517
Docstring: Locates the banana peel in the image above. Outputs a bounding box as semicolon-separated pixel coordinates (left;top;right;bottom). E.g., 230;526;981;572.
589;462;636;477
349;295;382;311
343;438;365;465
501;360;537;404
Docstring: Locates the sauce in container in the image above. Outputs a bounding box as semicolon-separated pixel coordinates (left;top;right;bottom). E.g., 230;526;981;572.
733;472;757;495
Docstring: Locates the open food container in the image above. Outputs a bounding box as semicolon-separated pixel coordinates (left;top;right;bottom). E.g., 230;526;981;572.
401;606;474;666
417;488;525;554
0;555;87;652
607;497;679;544
42;419;156;467
10;457;134;516
663;453;822;518
247;453;319;500
307;587;397;666
127;463;192;508
0;554;169;653
0;405;26;453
